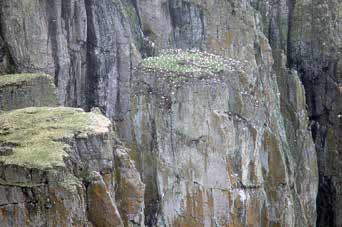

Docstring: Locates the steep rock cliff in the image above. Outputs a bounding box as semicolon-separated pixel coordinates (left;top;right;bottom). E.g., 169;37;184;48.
0;107;144;226
290;2;341;225
0;0;337;226
129;50;317;226
133;1;319;225
252;0;342;225
0;0;140;120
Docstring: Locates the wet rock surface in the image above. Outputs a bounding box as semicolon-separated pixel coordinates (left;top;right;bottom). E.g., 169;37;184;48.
290;2;342;226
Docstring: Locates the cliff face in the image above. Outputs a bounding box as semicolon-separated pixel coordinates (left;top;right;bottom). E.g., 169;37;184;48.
253;0;342;225
0;106;144;226
290;2;341;226
130;50;317;226
133;1;321;225
0;0;339;226
0;74;144;226
0;0;139;121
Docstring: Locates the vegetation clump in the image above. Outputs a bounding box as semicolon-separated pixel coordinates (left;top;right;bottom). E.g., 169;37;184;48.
0;73;53;88
134;49;245;112
0;107;110;169
140;49;237;75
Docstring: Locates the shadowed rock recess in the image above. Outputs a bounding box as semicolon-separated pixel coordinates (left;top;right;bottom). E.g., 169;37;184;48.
0;0;340;226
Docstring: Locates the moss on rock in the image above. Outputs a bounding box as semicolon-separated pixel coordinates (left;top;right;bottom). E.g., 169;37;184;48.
0;73;58;111
0;73;52;88
0;107;111;169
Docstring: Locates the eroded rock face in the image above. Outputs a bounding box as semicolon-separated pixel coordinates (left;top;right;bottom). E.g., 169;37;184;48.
129;50;317;226
0;107;144;226
132;1;320;225
252;0;342;225
290;2;342;226
0;0;333;226
0;74;58;111
0;0;140;120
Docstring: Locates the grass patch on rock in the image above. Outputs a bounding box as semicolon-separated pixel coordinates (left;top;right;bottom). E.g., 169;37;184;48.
0;73;53;88
0;107;111;169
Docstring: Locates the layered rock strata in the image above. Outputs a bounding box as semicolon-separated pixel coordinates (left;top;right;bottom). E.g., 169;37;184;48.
0;0;336;225
0;107;144;226
129;50;317;226
0;74;58;111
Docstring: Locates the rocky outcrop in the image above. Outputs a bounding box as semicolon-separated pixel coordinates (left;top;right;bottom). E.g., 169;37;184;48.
0;0;140;119
129;50;317;226
115;145;146;226
290;2;342;226
133;1;320;225
252;0;342;225
0;107;144;226
2;0;339;226
0;74;58;111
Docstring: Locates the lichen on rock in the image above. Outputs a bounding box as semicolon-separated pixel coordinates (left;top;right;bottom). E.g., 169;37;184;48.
129;46;318;226
0;74;58;111
0;74;50;88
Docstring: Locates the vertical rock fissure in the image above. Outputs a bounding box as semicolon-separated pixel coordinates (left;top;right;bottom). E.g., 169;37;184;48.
45;1;59;88
84;0;98;111
1;0;338;225
0;2;16;74
145;118;162;226
286;0;341;225
286;0;295;68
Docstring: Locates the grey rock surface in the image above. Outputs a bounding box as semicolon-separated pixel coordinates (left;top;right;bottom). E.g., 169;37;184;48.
0;74;58;111
129;50;317;226
252;0;342;225
1;0;339;226
0;0;140;118
0;107;144;226
290;2;342;225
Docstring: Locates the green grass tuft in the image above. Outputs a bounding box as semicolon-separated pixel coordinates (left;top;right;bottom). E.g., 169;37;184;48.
0;107;110;169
